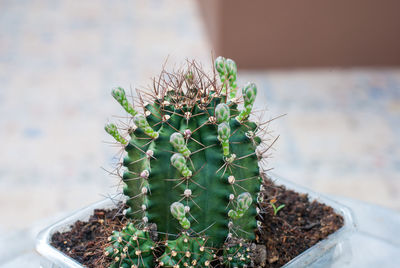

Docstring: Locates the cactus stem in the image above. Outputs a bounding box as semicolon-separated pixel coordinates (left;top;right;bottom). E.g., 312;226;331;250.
189;120;208;135
189;143;217;156
125;156;148;166
188;135;205;147
126;191;147;201
107;58;262;263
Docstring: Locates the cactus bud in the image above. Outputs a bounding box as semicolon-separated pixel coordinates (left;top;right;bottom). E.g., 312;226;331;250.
170;202;190;229
133;114;159;139
215;57;238;99
225;59;237;77
215;56;227;95
171;202;185;220
111;87;137;116
236;82;258;122
105;123;127;144
170;132;191;158
225;59;238;99
179;217;191;229
228;192;252;220
218;122;231;156
228;209;238;219
243;82;257;106
215;56;226;76
215;103;230;123
218;122;230;140
171;153;192;177
225;59;237;78
237;192;252;211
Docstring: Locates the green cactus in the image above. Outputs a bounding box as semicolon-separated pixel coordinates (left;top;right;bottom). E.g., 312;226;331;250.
158;233;214;267
222;240;252;267
105;57;266;267
105;222;155;268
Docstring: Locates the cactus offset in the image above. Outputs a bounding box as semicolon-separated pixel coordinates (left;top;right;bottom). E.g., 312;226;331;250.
105;223;155;267
105;57;269;266
222;239;252;267
158;233;214;267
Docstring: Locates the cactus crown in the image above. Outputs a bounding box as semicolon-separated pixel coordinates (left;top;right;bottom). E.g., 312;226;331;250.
105;57;270;267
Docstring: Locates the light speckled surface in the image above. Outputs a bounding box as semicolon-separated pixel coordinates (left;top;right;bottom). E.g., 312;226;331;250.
0;0;399;234
249;70;400;211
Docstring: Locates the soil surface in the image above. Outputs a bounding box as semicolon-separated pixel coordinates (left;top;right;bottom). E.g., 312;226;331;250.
255;178;344;267
51;206;128;267
51;178;343;267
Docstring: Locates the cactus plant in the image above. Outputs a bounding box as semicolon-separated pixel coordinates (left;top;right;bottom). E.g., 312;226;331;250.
105;57;268;267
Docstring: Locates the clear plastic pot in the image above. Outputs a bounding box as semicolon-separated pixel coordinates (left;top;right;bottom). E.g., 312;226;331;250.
36;175;356;267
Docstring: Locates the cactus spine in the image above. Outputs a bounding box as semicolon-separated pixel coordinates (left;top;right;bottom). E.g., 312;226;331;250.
105;57;266;267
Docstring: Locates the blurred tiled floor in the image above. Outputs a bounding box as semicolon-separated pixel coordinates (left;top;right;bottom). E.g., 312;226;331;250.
0;0;399;234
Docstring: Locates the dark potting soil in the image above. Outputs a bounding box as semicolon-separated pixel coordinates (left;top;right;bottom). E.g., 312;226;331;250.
51;178;344;267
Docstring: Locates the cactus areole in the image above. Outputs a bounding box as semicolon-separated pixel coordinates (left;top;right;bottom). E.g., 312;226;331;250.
105;57;269;267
